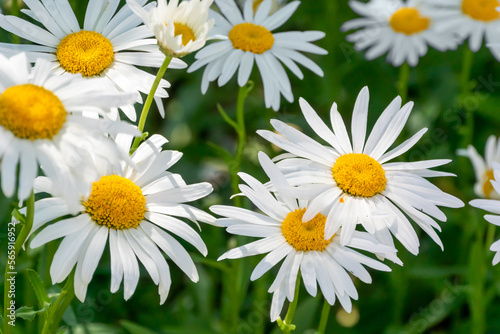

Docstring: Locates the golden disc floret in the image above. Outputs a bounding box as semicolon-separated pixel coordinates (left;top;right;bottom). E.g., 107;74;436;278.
389;7;430;35
483;169;495;198
332;153;387;197
56;30;114;77
281;208;333;252
83;175;146;230
0;84;66;140
462;0;500;22
173;22;196;46
228;22;274;54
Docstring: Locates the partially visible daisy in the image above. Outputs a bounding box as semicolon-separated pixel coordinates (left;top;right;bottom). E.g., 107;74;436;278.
258;87;464;254
188;0;327;111
458;135;500;199
470;162;500;265
425;0;500;60
0;0;187;120
127;0;214;57
341;0;461;67
0;53;138;206
237;0;286;14
27;134;217;303
212;152;394;321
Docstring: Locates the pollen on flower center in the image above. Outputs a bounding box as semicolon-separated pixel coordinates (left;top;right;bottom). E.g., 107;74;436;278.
281;208;333;252
56;30;115;77
228;22;274;54
483;169;495;198
0;84;66;140
389;7;430;35
83;175;146;230
173;22;196;46
462;0;500;21
332;153;387;197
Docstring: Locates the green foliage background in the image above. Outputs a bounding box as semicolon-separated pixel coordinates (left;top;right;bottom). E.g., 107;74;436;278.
1;0;500;333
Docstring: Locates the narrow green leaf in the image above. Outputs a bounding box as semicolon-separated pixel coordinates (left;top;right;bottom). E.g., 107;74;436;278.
119;320;158;334
27;269;50;307
15;306;45;321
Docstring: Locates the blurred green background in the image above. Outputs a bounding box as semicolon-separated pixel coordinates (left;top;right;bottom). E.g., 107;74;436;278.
1;0;500;333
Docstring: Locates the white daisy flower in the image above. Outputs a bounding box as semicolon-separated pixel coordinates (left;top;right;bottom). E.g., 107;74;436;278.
0;0;187;121
237;0;286;14
188;0;327;111
27;134;217;304
340;0;461;67
458;135;500;199
425;0;500;60
127;0;214;57
470;162;500;265
258;87;464;255
0;53;138;207
212;152;394;321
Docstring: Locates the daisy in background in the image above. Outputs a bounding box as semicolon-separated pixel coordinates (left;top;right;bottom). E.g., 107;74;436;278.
425;0;500;60
26;134;217;303
237;0;286;14
127;0;214;57
471;162;500;265
188;0;327;111
0;0;187;121
0;53;138;209
458;135;500;199
341;0;461;67
212;152;395;321
258;87;464;255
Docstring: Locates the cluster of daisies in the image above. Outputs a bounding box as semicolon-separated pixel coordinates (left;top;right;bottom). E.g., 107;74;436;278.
0;0;499;327
0;0;328;317
341;0;500;66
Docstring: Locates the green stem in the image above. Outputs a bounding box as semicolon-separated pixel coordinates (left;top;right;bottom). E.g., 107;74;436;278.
460;47;474;96
317;299;332;334
41;273;75;334
10;0;20;44
3;191;34;334
277;273;301;333
397;62;410;103
485;223;496;253
228;82;253;208
130;55;173;152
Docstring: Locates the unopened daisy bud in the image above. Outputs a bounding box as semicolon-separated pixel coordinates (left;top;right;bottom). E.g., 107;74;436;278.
127;0;215;57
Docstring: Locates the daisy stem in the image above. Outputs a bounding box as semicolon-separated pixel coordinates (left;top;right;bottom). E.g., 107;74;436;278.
9;0;20;44
230;82;254;207
277;272;301;333
316;298;332;334
3;191;34;334
397;62;410;103
460;47;474;96
130;55;173;152
41;272;75;334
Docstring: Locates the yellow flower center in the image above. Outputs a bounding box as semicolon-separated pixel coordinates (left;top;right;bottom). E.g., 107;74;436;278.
83;175;146;230
56;30;114;77
462;0;500;21
389;7;430;35
0;84;66;140
228;22;274;54
281;208;333;252
253;0;264;12
332;153;387;197
483;169;496;198
173;22;196;46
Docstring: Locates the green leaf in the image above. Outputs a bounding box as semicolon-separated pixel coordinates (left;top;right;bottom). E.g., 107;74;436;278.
11;207;26;223
15;306;45;321
119;320;158;334
72;323;124;334
27;269;50;307
120;320;157;334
